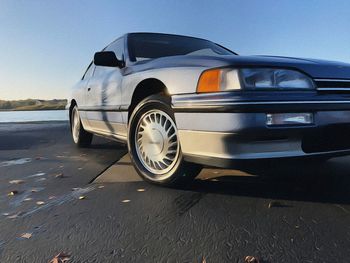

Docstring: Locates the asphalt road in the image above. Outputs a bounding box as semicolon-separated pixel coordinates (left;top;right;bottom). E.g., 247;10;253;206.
0;122;349;263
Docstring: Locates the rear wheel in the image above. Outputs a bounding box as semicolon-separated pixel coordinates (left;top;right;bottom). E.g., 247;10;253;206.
71;106;93;147
128;94;201;186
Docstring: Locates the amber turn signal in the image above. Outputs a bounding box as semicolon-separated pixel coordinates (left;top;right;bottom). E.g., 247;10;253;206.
197;69;221;93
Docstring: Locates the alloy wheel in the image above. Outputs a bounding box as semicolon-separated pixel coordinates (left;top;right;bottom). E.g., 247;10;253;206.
134;109;180;179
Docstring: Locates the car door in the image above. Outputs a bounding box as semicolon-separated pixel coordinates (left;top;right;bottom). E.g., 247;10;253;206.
85;38;126;138
75;62;95;129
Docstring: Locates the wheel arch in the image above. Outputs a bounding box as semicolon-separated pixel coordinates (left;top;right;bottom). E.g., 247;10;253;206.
128;78;170;122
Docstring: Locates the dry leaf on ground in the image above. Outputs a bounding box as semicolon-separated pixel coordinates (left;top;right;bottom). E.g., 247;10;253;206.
20;233;32;239
49;252;71;263
8;190;18;196
121;199;131;203
7;211;24;219
245;256;260;263
54;173;64;178
9;180;25;184
78;196;85;200
137;188;145;192
36;201;45;205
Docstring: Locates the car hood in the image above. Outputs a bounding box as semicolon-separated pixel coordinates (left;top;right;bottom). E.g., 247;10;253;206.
130;54;350;80
229;55;350;79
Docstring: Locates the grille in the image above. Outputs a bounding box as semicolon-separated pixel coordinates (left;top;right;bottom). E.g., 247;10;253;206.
315;79;350;92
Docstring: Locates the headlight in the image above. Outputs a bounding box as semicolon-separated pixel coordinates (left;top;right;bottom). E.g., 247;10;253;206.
197;68;315;93
240;68;315;90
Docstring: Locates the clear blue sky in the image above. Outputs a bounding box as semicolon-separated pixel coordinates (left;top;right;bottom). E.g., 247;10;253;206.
1;0;350;100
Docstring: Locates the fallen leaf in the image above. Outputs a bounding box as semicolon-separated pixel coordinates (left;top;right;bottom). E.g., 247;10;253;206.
121;199;131;203
49;252;71;263
2;212;10;216
137;188;145;192
24;198;33;201
49;196;56;200
78;167;83;170
20;233;32;239
8;190;18;196
98;185;104;189
54;173;64;178
78;196;85;200
31;189;39;193
9;180;25;184
7;211;24;219
36;201;45;205
245;256;260;263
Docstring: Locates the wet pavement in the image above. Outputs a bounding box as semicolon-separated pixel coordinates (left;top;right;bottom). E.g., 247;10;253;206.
0;122;349;262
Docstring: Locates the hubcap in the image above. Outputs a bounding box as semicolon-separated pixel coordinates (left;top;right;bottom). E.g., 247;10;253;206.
72;108;80;143
135;109;180;178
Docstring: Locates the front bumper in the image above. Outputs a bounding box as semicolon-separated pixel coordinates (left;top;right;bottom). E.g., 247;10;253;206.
172;92;350;168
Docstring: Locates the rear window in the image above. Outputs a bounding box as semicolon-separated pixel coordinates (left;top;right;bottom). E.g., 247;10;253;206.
128;33;234;62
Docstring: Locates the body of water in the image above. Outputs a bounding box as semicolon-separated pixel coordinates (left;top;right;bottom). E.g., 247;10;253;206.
0;110;69;123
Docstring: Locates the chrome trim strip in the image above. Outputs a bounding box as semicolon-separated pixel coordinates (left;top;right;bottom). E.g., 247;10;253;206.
317;88;350;91
172;100;350;108
314;79;350;82
79;106;121;111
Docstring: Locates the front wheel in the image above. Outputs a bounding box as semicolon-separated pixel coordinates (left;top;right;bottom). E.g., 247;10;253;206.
128;94;201;186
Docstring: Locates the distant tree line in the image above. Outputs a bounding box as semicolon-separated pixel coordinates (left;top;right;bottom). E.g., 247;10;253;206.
0;99;67;111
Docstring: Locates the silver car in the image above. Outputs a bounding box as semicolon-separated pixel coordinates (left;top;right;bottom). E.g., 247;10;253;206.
68;32;350;186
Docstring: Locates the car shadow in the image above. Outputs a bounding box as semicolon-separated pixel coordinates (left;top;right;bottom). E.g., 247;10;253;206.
182;157;350;205
93;152;350;206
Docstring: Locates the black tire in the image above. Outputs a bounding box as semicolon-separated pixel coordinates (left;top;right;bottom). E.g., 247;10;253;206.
128;94;202;186
71;106;93;148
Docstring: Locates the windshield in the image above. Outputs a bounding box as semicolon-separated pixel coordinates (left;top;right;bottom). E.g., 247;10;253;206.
128;33;235;62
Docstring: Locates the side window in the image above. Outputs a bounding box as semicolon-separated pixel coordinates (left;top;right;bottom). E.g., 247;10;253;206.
82;62;95;80
105;38;124;61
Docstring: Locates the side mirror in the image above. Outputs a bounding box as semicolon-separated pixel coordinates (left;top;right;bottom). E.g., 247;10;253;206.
94;51;124;68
